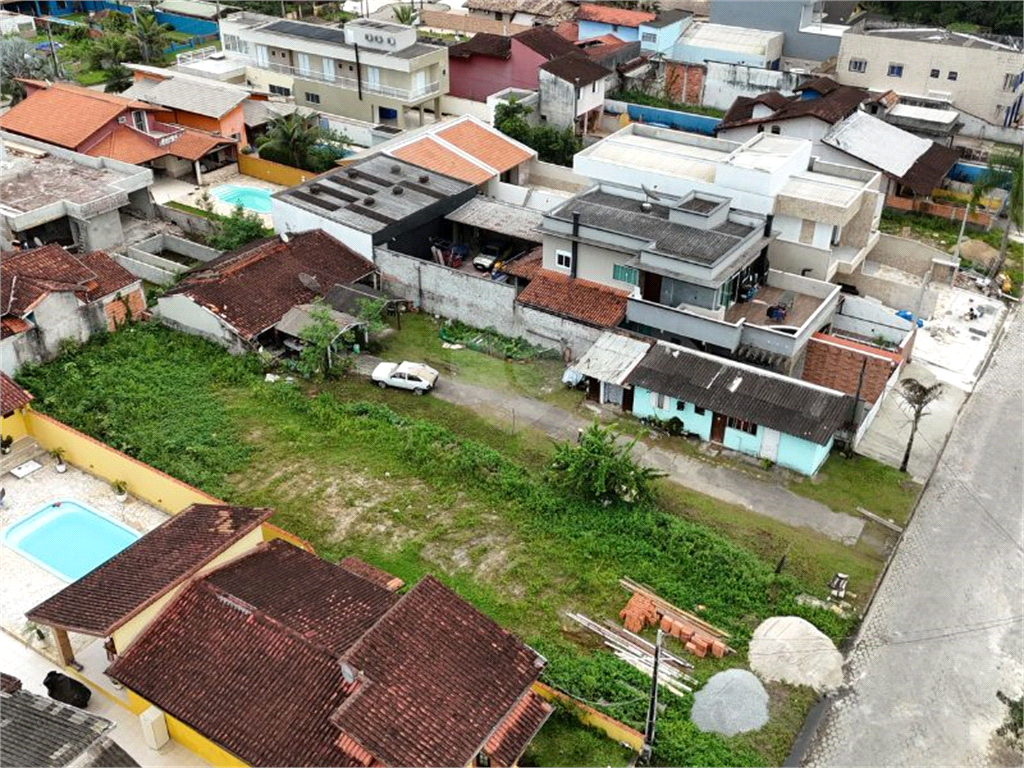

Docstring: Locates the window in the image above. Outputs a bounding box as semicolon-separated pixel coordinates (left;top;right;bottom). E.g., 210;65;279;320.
649;391;665;410
930;68;940;78
757;125;764;133
727;416;757;435
555;249;572;271
676;401;686;411
947;71;958;81
612;24;620;32
848;58;867;73
1004;73;1020;91
494;12;502;21
132;110;147;132
475;752;491;767
887;63;903;77
770;125;781;134
297;52;311;76
831;225;841;246
613;264;638;285
269;84;291;96
322;57;335;82
642;32;657;43
694;406;706;416
305;92;321;104
592;81;597;93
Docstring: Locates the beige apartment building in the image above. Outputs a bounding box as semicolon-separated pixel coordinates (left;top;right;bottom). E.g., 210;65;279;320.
219;14;449;127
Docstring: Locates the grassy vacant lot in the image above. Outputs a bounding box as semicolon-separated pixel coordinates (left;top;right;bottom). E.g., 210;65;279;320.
19;324;894;766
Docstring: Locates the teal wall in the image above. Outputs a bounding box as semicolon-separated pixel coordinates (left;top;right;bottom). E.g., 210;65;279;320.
632;386;833;476
723;425;762;455
632;387;713;439
776;433;833;475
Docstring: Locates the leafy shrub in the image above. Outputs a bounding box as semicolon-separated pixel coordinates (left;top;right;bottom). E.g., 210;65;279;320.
207;204;272;251
494;99;581;167
550;423;664;505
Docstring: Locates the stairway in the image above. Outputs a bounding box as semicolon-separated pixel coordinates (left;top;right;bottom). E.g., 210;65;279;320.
1;438;45;476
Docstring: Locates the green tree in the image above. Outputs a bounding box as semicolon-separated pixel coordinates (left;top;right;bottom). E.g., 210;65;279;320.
256;112;350;173
494;99;582;167
104;63;134;93
207;204;271;251
494;98;534;145
985;152;1024;282
100;10;134;33
88;34;138;71
355;297;389;334
896;378;943;473
132;10;173;64
297;299;343;381
393;4;416;24
549;423;665;505
0;38;58;104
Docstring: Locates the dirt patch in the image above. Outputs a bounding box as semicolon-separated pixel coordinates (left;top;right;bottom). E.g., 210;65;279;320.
420;517;523;596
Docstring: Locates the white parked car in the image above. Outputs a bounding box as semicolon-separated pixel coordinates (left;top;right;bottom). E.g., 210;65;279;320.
371;361;439;395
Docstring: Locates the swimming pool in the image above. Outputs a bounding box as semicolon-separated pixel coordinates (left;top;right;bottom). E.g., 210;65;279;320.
210;184;273;214
2;501;140;581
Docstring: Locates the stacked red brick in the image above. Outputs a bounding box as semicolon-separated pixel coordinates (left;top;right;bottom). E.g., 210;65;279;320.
618;581;732;660
659;616;728;659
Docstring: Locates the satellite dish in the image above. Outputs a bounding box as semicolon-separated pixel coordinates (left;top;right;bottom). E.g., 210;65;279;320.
298;273;321;291
340;662;356;684
641;184;662;201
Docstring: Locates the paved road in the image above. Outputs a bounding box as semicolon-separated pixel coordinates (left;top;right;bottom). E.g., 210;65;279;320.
804;310;1024;767
358;359;865;544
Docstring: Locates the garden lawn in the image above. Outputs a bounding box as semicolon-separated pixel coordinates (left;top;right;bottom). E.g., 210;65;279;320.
19;323;883;767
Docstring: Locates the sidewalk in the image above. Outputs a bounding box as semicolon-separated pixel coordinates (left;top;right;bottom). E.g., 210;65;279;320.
357;358;865;545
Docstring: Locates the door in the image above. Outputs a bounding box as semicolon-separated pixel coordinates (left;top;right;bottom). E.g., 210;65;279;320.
297;52;311;76
366;66;381;92
711;412;726;443
621;386;635;414
759;427;780;462
413;68;427;97
603;383;624;407
255;44;268;68
321;57;335;82
586;377;600;402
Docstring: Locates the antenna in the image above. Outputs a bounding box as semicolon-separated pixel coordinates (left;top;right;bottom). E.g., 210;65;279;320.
340;662;356;685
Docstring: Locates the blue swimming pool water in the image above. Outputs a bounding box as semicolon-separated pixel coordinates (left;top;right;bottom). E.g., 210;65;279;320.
2;501;140;581
211;184;273;214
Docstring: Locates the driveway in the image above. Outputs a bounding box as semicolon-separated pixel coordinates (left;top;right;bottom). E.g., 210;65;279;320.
802;309;1023;767
357;359;865;544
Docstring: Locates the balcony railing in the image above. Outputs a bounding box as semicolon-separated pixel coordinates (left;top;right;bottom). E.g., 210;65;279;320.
264;61;440;101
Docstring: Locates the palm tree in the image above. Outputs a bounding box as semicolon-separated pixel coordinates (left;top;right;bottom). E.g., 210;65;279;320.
256;112;349;172
896;378;943;474
393;4;415;25
104;64;134;93
89;34;136;71
985;152;1024;282
133;10;172;64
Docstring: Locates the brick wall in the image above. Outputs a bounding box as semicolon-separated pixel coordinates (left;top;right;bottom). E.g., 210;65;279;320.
801;334;901;405
664;62;705;105
419;9;528;36
885;195;993;228
103;286;147;330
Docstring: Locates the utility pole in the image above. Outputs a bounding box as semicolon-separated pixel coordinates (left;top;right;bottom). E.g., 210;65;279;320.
43;20;60;79
640;629;663;766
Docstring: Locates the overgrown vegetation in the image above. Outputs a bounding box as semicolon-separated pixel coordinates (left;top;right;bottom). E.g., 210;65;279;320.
859;2;1023;35
21;322;879;766
608;89;725;118
997;690;1023;749
0;37;58;103
550;423;664;506
494;99;581;168
207;204;273;251
520;706;636;767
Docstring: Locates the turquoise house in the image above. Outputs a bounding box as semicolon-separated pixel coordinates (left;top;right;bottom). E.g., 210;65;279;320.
623;340;852;476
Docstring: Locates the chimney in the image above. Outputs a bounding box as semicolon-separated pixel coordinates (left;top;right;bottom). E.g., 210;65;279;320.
764;214;774;238
570;211;580;280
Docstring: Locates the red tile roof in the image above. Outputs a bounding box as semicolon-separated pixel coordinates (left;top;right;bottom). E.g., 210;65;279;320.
165;128;232;161
499;246;542;280
1;373;33;415
27;504;274;635
167;231;377;341
0;82;155;149
107;580;364;768
392;136;494;184
0;316;32;340
577;2;655;26
77;251;139;302
332;575;546;767
516;269;629;327
553;19;578;40
485;691;554;766
811;332;902;363
0;673;22;693
338;557;404;591
84;124;231;165
205;541;399;655
435;119;535;173
106;551;547;767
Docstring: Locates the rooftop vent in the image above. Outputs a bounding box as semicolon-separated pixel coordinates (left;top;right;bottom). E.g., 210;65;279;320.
363;196;375;206
390;164;401;174
347;168;359;178
640;202;652;212
310;183;323;194
418;174;429;184
392;185;404;195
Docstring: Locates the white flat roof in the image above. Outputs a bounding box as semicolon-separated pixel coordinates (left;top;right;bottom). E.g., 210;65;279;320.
579;128;737;182
725;135;807;172
888;103;960;125
779;171;864;207
679;22;782;54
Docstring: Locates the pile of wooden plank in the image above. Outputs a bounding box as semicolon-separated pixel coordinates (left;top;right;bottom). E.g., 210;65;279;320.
566;613;698;698
619;578;736;659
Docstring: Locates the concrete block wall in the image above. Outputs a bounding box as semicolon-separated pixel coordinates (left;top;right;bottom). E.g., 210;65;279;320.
157;204;220;238
801;334;901;405
833;294;915;345
701;61;803;111
871;233;953;276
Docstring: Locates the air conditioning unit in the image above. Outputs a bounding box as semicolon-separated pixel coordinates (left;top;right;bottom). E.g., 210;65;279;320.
117;116;127;124
139;706;170;750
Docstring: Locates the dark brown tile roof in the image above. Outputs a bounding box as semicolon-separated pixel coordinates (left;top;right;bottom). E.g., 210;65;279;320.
898;142;960;197
512;26;580;60
168;230;377;340
206;541;399;654
77;251;139;302
338;556;404;591
27;505;274;635
719;81;868;130
107;580;363;768
795;76;843;95
516;269;629;328
0;673;22;693
449;32;511;60
1;373;32;415
332;575;546;767
0;316;32;339
485;691;554;766
539;52;612;86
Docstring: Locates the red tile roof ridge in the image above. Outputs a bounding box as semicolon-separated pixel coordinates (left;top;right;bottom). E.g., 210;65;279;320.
1;372;33;414
190;239;286;282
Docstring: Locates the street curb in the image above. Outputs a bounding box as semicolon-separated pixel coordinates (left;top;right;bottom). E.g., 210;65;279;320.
787;306;1018;766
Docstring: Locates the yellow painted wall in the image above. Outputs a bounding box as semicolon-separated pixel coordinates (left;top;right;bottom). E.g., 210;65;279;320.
238;153;313;187
124;690;249;767
0;408;29;440
25;411;221;514
262;522;316;553
111;527;265;653
532;682;644;752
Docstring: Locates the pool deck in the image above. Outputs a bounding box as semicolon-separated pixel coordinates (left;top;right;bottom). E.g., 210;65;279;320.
174;173;285;227
0;456;170;657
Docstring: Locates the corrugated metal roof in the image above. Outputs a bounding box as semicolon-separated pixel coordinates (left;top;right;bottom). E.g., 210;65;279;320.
679;22;782;54
155;0;234;19
822;111;930;178
274;304;362;338
573;331;651;385
624;341;852;445
887;103;959;125
446;197;544;242
126;76;247;118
